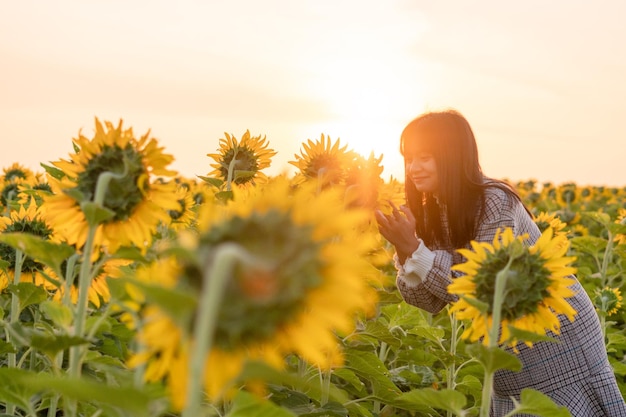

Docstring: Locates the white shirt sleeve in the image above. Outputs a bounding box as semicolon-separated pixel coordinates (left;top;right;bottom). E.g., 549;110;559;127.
394;241;437;288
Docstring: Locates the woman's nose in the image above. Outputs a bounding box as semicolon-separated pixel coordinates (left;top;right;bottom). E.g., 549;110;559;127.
407;159;421;172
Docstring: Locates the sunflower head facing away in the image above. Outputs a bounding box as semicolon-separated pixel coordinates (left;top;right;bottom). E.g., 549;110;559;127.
449;227;578;347
594;286;623;316
0;200;60;291
288;134;358;187
43;118;179;253
128;175;380;408
206;130;276;187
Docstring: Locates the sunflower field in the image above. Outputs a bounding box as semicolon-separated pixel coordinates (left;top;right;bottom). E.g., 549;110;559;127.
0;119;624;417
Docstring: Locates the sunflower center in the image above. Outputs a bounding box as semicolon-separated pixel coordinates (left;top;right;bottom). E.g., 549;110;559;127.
304;156;343;182
168;198;187;220
0;217;53;272
4;168;28;182
473;250;552;321
75;144;147;221
219;147;259;184
1;183;19;207
189;209;323;350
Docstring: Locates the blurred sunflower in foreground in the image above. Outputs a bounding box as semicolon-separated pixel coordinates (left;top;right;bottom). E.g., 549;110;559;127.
43;119;179;253
206;130;276;188
448;227;578;347
127;176;380;410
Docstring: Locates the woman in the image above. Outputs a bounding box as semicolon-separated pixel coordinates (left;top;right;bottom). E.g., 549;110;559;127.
375;109;626;416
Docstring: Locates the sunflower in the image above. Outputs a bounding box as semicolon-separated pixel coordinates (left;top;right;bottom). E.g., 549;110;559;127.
0;201;60;291
594;287;623;316
43;119;180;254
289;134;358;187
448;227;578;348
534;211;567;236
165;184;197;231
206;130;276;187
2;162;36;184
127;176;380;409
343;152;385;209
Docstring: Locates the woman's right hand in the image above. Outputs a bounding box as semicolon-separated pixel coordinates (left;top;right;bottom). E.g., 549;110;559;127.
375;202;420;263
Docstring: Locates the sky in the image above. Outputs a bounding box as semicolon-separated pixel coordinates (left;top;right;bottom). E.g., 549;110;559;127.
1;0;625;187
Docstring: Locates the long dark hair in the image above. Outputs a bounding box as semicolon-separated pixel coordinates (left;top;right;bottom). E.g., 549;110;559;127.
400;109;524;248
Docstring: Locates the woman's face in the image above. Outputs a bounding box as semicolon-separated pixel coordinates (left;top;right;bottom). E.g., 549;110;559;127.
405;150;439;193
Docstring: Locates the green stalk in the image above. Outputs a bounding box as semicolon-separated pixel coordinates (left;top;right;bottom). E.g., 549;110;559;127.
66;170;121;416
182;243;250;417
8;249;24;366
372;341;389;414
6;249;24;416
320;367;332;406
225;149;240;191
479;261;512;417
447;312;459;417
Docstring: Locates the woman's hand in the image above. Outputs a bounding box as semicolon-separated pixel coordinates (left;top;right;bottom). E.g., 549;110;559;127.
375;201;420;263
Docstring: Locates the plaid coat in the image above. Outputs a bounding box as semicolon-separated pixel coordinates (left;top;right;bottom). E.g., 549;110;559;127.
395;185;626;416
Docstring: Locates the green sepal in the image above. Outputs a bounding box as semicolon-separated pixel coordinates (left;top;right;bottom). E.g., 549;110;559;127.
196;175;224;188
40;162;66;180
80;201;116;226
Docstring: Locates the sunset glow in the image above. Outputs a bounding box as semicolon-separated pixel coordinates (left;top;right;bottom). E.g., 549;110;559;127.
1;1;625;186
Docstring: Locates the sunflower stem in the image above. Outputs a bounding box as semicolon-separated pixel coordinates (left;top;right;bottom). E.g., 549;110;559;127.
225;148;240;191
480;261;512;417
446;312;459;417
5;248;24;416
66;169;119;416
182;242;250;417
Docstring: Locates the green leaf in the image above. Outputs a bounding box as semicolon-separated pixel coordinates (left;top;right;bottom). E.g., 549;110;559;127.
0;368;156;417
80;201;116;226
238;361;351;409
30;333;89;359
357;320;401;347
0;340;16;355
0;232;75;277
227;390;296;417
0;369;37;414
7;282;48;313
196;175;224;188
394;388;466;414
332;368;365;392
465;343;522;374
40;300;73;328
345;350;401;401
513;388;572;416
407;323;446;344
570;236;607;256
40;162;66;180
